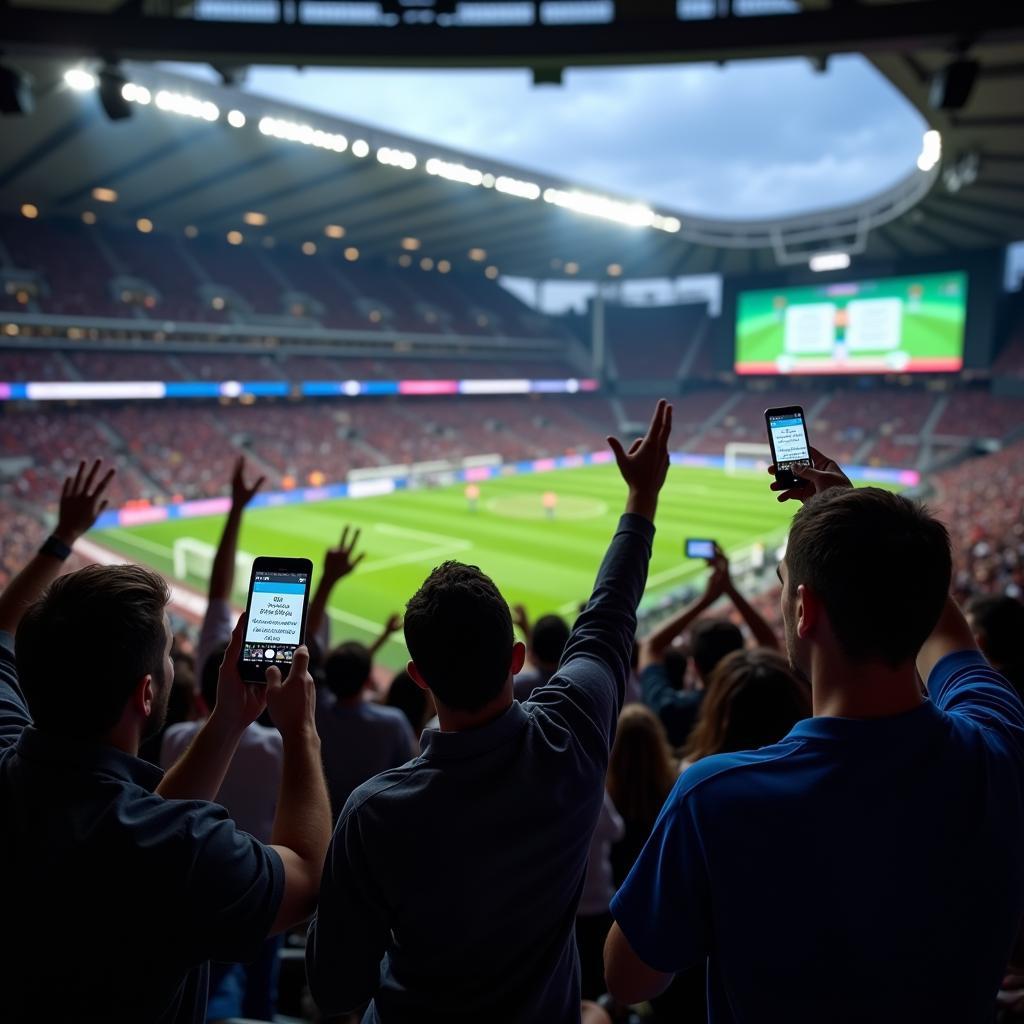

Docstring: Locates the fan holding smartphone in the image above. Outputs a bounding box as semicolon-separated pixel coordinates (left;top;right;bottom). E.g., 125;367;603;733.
238;556;314;683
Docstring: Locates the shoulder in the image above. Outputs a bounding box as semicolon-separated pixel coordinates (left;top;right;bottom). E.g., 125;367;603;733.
669;741;807;810
339;758;429;824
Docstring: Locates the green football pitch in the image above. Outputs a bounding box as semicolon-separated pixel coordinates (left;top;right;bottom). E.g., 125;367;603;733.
93;464;829;669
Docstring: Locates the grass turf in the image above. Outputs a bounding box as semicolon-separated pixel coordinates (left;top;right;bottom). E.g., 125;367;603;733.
93;463;837;669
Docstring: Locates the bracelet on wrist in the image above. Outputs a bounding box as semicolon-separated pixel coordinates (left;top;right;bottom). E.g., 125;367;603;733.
40;534;73;562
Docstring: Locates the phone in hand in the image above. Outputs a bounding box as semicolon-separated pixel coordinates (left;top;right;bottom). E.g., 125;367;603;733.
685;538;717;560
764;406;812;490
237;556;314;684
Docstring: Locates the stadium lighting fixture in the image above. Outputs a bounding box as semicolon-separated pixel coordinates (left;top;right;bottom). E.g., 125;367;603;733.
344;246;360;262
243;211;268;226
352;139;370;158
184;225;198;238
136;218;154;234
324;224;346;239
227;109;246;128
369;310;382;323
437;259;451;274
495;176;541;201
468;248;487;262
398;253;413;267
155;90;218;122
607;263;623;277
425;157;484;187
92;187;118;203
81;210;97;225
20;203;38;219
401;237;421;251
565;261;579;275
64;68;97;92
809;252;850;272
485;265;499;280
302;241;317;255
420;257;434;271
211;296;226;311
377;146;417;171
121;82;151;105
257;116;346;151
917;129;942;172
226;230;243;245
542;186;680;233
481;173;496;189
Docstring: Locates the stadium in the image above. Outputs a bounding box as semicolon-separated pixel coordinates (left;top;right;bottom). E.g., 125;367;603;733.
1;2;1024;1022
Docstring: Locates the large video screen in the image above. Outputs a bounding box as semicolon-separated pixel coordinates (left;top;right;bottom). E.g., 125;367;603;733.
734;270;968;375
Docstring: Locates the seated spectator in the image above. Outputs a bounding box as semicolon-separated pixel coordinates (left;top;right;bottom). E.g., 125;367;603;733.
0;459;332;1022
606;449;1024;1022
513;606;571;701
640;546;777;748
680;647;810;769
576;791;625;1001
318;638;417;816
967;594;1024;702
384;668;435;748
306;399;673;1021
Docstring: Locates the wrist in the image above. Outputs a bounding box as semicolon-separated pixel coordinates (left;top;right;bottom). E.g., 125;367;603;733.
625;489;657;522
281;724;320;752
206;706;250;743
49;528;78;551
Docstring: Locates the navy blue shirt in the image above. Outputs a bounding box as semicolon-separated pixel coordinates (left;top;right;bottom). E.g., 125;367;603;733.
613;650;1024;1023
0;634;284;1023
306;513;654;1023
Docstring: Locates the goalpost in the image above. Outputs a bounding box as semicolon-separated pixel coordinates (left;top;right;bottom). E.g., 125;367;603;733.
172;537;254;591
724;442;773;476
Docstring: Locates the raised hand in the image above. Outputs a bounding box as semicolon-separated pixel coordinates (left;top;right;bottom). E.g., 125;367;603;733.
214;614;269;732
266;645;317;742
512;603;530;636
607;398;673;521
768;446;852;504
323;525;366;584
230;455;266;510
704;544;731;603
55;459;116;544
383;612;403;635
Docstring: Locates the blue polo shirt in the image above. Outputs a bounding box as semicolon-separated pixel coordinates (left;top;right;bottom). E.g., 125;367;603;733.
612;650;1024;1023
306;513;654;1023
0;634;284;1023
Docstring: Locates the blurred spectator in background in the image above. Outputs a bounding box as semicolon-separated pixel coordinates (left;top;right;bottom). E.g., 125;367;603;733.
513;604;571;701
639;546;777;749
967;595;1024;702
384;668;435;749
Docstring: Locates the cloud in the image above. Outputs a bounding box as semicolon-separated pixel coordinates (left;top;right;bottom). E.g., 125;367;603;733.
242;54;925;219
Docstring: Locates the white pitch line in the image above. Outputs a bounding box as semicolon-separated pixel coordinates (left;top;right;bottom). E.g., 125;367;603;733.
326;608;407;646
101;531;174;558
374;522;474;547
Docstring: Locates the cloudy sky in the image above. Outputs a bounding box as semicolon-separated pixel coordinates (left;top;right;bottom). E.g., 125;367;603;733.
235;54;926;219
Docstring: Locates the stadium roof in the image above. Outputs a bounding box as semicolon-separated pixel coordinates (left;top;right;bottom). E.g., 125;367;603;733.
0;4;1022;279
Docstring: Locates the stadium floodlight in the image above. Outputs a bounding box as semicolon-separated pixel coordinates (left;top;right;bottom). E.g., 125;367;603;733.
92;187;118;203
136;218;154;234
401;237;421;251
64;68;97;92
495;176;541;200
425;157;484;187
302;241;317;255
917;129;942;172
324;224;346;239
607;263;623;277
155;90;219;122
398;253;412;267
227;109;246;128
468;248;487;262
809;252;850;273
344;246;360;261
0;65;33;115
377;146;417;170
81;211;97;225
437;259;451;274
98;66;131;121
485;265;499;279
352;139;370;158
226;230;243;245
243;211;267;226
542;186;676;231
420;257;434;271
564;261;579;275
20;203;38;219
121;82;151;105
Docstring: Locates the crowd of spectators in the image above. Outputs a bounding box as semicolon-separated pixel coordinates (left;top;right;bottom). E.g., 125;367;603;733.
1;404;1024;1023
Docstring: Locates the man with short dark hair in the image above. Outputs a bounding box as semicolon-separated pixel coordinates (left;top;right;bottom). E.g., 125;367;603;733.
513;610;571;701
606;451;1024;1023
307;400;673;1022
0;460;333;1023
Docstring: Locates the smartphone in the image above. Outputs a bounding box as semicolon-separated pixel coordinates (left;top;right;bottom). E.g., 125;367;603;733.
685;539;716;560
238;556;313;683
764;406;813;489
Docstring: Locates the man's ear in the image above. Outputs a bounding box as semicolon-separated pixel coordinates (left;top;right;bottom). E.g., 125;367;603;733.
133;674;156;719
407;661;430;692
511;640;527;676
795;583;820;641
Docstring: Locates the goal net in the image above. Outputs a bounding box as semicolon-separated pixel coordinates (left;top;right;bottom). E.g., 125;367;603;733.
172;537;254;591
724;442;773;476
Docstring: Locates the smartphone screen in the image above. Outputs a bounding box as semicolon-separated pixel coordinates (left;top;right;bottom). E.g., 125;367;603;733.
765;406;812;485
239;558;313;683
685;539;716;559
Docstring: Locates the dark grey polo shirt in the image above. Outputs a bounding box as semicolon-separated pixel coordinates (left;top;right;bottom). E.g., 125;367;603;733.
306;513;654;1023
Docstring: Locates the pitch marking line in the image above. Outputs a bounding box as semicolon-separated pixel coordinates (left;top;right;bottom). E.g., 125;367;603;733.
357;522;473;575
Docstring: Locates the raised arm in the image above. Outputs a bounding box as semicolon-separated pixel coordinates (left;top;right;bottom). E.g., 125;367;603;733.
639;562;726;671
916;594;978;686
368;612;402;658
208;456;265;603
306;525;365;644
0;459;115;635
715;545;779;650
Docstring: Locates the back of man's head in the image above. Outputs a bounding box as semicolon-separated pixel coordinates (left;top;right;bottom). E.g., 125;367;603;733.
404;560;513;711
17;563;170;739
324;641;373;700
692;620;744;681
786;487;951;668
967;595;1024;673
530;614;570;669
